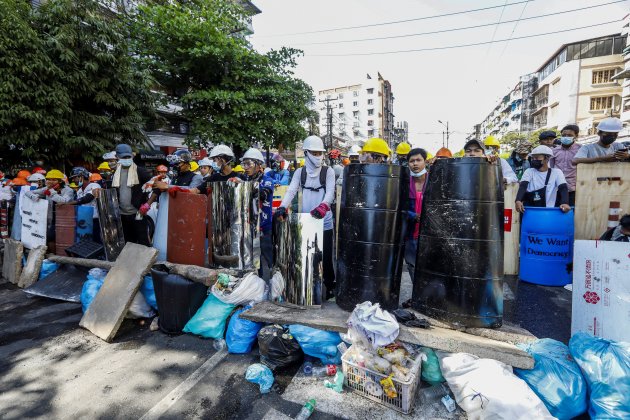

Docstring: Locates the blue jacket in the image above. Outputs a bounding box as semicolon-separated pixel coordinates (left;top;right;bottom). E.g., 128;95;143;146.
271;169;290;186
259;172;274;233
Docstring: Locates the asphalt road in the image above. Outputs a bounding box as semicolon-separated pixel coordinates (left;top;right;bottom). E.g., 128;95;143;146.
0;271;573;419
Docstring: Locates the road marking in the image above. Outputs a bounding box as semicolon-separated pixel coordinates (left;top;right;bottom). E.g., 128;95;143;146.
139;348;228;420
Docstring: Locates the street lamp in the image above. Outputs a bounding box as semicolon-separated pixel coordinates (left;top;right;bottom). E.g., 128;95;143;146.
438;120;450;149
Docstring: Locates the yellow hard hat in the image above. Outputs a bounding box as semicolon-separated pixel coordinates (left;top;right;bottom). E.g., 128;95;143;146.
45;169;65;180
298;158;305;167
190;161;199;172
426;152;434;160
395;142;411;156
484;136;500;147
233;165;244;173
97;162;110;171
453;149;465;157
69;182;78;188
361;138;391;157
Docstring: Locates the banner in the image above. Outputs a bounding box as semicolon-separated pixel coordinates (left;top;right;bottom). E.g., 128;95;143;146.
20;197;48;249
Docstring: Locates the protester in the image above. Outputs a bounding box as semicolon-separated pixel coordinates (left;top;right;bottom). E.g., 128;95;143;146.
434;147;452;159
276;135;336;299
66;167;102;242
103;151;118;171
506;144;531;180
538;130;557;147
198;158;213;179
473;139;518;184
404;148;428;279
599;214;630;242
207;144;236;182
515;145;570;213
16;170;31;181
97;162;113;188
551;124;581;206
32;166;47;175
395;142;411;166
269;153;290;186
110;144;152;246
348;145;361;163
360;137;391;163
26;173;46;189
89;173;102;184
0;172;13;201
25;169;74;203
573;117;630;164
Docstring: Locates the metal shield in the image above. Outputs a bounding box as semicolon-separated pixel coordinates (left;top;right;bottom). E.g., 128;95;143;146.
96;189;125;261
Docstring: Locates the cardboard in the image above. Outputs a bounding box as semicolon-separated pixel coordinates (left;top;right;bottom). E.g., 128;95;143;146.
571;240;630;342
20;197;49;249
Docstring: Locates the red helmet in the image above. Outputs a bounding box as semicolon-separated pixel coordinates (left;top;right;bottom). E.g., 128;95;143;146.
32;167;47;175
156;165;168;172
329;149;341;159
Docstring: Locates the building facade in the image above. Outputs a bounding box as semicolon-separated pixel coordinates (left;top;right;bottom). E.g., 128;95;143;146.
317;72;395;149
613;14;630;139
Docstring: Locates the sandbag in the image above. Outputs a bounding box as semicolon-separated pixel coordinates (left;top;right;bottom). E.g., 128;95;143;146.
258;325;303;371
80;268;108;313
140;275;158;311
212;272;266;306
226;306;264;354
288;324;341;365
183;293;236;339
438;352;554;420
569;332;630;419
514;338;587;419
38;259;59;280
419;347;445;385
127;292;155;319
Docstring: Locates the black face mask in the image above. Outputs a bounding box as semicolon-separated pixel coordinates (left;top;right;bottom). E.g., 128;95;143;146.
530;159;544;169
600;134;617;145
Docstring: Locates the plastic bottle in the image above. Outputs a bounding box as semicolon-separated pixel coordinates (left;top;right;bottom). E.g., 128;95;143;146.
303;362;337;377
213;338;226;351
420;383;448;404
295;399;316;420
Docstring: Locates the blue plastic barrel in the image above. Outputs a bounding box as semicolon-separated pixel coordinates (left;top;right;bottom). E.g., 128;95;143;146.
519;207;574;286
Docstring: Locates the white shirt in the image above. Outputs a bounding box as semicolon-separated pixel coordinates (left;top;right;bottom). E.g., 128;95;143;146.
521;168;567;208
76;182;101;218
500;158;518;184
280;166;336;230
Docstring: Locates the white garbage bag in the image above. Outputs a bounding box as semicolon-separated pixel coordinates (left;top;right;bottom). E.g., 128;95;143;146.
212;272;266;306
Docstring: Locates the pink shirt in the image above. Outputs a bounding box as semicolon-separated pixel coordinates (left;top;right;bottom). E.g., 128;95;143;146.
551;143;581;192
409;177;424;239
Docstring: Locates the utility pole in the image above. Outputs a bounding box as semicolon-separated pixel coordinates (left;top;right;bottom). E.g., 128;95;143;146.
319;97;338;151
438;120;450;149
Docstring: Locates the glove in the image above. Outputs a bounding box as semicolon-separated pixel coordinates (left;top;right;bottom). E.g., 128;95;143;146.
139;203;150;215
227;177;242;187
310;202;330;219
168;186;190;198
274;206;288;221
43;189;52;197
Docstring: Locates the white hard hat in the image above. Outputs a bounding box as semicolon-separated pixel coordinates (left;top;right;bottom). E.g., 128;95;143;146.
349;145;361;156
197;157;212;167
102;151;116;160
303;135;326;152
241;148;265;163
27;173;46;182
529;145;554;157
209;144;235;159
597;117;623;133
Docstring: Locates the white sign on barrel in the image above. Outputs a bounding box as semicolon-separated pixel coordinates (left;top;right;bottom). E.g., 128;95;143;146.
20;197;48;249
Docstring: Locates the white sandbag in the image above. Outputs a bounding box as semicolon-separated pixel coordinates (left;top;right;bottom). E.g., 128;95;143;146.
270;271;284;301
438;352;554;420
212;272;266;306
126;292;156;319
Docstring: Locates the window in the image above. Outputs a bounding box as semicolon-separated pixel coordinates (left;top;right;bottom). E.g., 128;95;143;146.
367;120;374;126
338;112;345;118
590;96;613;111
353;101;358;107
367;99;373;105
592;69;616;84
353;91;359;97
368;129;375;136
367;88;374;94
339;103;343;108
353;121;360;128
338;93;344;99
367;109;374;116
353;111;359;117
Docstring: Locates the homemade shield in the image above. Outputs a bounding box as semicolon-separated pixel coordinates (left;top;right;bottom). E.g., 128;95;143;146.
75;205;94;242
55;204;76;256
211;182;256;269
96;189;125;261
20;196;48;249
167;193;207;266
273;214;324;307
153;192;169;261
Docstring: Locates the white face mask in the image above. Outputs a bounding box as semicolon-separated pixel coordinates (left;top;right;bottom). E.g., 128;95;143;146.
119;158;133;167
306;153;323;168
410;168;427;178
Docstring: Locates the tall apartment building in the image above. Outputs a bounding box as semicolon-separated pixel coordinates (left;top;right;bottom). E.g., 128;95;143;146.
612;14;630;138
392;121;409;144
317;72;395;149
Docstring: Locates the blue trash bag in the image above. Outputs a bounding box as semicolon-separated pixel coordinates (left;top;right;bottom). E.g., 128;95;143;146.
80;268;108;313
419;347;445;385
514;338;587;419
226;306;264;354
38;259;60;280
245;363;274;394
569;332;630;419
289;324;342;365
139;275;158;311
183;293;235;339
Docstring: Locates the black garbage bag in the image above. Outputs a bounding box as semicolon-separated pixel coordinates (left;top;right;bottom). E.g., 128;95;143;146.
392;309;431;329
257;325;303;371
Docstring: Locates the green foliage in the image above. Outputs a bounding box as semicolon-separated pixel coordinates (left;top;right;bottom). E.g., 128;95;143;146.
132;0;315;150
500;128;561;150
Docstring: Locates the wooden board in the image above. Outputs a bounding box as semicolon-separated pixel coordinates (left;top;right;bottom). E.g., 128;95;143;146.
241;301;534;369
167;193;207;266
17;245;47;288
79;243;157;342
55;204;76;256
575;163;630;240
206;191;213;266
2;238;23;284
503;183;521;275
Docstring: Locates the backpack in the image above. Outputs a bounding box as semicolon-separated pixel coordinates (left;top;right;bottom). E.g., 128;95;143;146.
300;166;329;194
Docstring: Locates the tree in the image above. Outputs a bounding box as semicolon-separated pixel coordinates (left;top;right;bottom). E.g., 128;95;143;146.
132;0;315;150
0;0;155;167
499;128;561;150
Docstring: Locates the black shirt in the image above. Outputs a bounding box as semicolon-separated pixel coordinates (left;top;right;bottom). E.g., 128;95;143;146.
208;171;235;182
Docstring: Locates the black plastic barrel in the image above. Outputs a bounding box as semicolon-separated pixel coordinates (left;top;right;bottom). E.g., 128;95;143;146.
151;265;208;334
412;157;504;328
336;164;407;311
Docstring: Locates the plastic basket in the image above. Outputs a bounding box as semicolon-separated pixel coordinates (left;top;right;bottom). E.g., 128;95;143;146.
341;345;423;414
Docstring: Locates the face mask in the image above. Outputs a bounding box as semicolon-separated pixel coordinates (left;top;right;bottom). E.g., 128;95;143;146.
211;161;221;172
411;168;427;178
306;153;323;168
30;183;38;188
560;137;574;146
78;180;84;187
119;158;133;167
601;134;617;145
530;159;544;169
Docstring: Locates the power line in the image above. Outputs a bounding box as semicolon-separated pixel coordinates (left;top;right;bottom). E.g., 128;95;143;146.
307;20;622;57
257;0;535;37
485;0;510;56
498;0;532;58
280;1;624;46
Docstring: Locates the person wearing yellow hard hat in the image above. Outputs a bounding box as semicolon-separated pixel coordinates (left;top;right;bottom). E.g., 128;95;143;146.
25;169;75;204
394;142;412;166
190;161;199;173
97;162;113;188
360;137;391;164
464;139;518;184
233;164;245;173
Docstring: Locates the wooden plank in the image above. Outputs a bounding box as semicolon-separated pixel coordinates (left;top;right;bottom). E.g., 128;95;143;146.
46;254;114;270
503;183;521;275
241;301;534;369
2;238;23;284
575;163;630;240
79;243;157;342
18;245;47;288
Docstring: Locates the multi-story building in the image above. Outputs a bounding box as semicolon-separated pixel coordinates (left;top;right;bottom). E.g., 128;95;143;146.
317;72;395;149
613;14;630;139
392;121;409;144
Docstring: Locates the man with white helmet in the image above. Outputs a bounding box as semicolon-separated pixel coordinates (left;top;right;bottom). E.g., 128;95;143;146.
208;144;236;182
26;173;46;189
573;117;629;164
103;151;118;171
198;157;213;180
348;145;361;163
276;135;336;299
515;145;570;213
